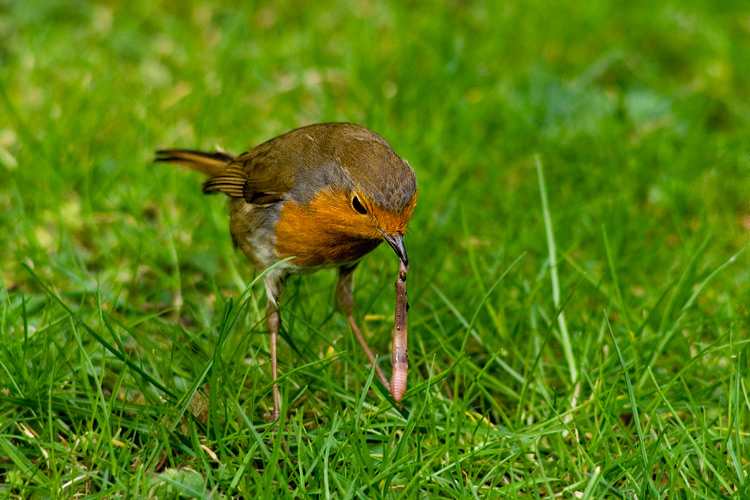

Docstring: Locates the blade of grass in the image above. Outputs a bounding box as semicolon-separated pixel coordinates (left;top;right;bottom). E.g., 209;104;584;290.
535;155;577;384
605;311;658;498
602;225;638;374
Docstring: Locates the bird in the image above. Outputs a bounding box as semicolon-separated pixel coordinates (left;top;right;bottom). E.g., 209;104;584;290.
155;122;417;420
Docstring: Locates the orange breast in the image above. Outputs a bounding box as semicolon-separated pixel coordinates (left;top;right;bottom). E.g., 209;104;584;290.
274;189;383;267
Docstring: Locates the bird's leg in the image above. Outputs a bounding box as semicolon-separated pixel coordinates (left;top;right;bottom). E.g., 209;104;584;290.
265;298;281;421
337;265;390;389
264;273;286;422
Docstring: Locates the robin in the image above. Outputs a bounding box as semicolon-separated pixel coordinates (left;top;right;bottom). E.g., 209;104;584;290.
155;122;417;419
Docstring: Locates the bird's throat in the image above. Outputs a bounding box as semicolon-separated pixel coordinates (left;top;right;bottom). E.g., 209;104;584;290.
274;190;383;267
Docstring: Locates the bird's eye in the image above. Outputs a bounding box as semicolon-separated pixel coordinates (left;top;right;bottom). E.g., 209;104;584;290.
352;195;367;215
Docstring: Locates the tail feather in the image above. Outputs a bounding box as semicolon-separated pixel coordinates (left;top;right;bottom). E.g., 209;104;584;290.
154;149;235;177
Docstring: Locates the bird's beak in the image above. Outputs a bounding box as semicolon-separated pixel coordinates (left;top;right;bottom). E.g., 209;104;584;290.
380;231;409;268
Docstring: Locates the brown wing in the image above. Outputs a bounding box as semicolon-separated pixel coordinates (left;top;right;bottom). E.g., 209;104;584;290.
202;139;296;205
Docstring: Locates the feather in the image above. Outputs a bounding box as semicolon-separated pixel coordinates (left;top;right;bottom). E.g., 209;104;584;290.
154;149;234;176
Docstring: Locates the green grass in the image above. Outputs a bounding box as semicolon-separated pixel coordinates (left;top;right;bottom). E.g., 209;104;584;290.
2;0;750;498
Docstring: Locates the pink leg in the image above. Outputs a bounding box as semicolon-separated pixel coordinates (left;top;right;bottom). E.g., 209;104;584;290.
265;299;281;421
337;266;390;389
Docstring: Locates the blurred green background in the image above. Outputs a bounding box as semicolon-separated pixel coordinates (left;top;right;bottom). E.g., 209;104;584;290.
1;0;749;498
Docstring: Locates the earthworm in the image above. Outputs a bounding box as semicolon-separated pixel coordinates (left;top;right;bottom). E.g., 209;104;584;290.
390;260;409;402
